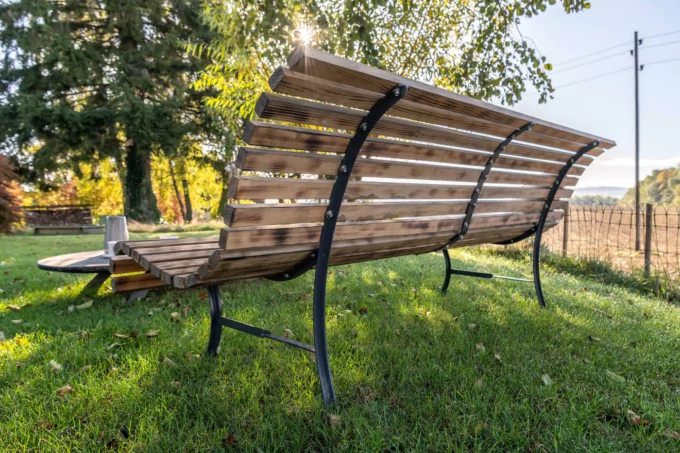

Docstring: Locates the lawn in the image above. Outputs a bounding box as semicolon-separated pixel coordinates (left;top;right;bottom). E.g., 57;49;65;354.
1;233;679;452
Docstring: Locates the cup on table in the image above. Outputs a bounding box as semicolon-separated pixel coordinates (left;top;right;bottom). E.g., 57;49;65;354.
108;241;118;256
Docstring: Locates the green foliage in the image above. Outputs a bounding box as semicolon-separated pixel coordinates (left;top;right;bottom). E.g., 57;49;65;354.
194;0;593;120
622;164;680;205
571;195;621;206
0;0;221;222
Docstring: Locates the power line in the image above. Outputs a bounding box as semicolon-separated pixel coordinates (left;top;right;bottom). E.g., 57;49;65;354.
551;49;630;74
642;29;680;41
552;41;629;66
640;39;680;50
641;57;680;68
525;66;632;97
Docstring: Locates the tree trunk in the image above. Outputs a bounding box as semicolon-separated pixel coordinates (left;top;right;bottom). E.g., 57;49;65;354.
216;165;230;220
124;141;160;223
177;159;193;223
168;162;187;222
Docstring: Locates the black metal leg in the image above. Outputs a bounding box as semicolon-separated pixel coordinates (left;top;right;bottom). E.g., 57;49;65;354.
207;284;223;356
127;289;149;304
312;263;336;406
80;271;109;296
441;249;452;294
532;226;547;308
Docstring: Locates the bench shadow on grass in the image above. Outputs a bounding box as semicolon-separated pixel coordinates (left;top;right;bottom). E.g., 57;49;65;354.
3;251;680;450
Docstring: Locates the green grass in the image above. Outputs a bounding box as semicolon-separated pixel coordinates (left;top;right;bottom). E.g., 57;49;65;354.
1;233;680;452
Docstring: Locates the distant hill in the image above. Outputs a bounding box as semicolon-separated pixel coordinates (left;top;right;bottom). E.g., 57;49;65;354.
573;186;628;199
622;165;680;205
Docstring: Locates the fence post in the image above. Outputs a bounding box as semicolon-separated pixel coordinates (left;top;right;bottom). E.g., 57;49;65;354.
644;203;653;276
562;204;569;258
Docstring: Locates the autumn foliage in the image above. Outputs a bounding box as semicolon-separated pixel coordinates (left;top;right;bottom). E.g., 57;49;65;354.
0;154;21;233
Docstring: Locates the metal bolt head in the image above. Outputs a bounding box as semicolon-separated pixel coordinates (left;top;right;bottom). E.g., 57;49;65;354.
339;164;348;173
310;253;316;259
284;273;290;279
474;188;480;194
463;222;468;229
544;203;549;209
360;123;368;131
489;160;494;165
325;210;334;219
472;203;477;208
483;174;488;180
499;146;505;153
459;234;465;240
392;87;401;97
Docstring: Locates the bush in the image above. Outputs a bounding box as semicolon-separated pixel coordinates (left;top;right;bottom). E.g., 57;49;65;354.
0;155;21;234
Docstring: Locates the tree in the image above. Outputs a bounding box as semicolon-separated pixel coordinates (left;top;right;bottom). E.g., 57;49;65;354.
195;0;592;120
0;153;20;233
623;165;680;205
0;0;218;222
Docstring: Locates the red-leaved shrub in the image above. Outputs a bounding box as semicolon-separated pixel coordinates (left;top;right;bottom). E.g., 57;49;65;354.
0;154;21;234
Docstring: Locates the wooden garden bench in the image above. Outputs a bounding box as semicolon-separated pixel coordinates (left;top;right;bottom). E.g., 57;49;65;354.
110;46;615;405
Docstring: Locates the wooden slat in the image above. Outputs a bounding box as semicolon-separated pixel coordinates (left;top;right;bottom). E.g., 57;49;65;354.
109;256;145;274
243;122;587;176
225;200;568;227
286;46;615;149
110;273;168;292
150;258;213;279
219;212;562;250
130;241;219;262
228;176;573;202
237;147;579;187
270;67;606;155
256;93;595;165
115;237;217;255
142;250;216;272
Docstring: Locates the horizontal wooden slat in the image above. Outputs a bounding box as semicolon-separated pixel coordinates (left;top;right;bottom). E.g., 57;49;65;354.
142;250;216;271
270;67;606;155
109;256;145;274
237;147;579;187
286;45;615;149
219;212;562;250
256;93;595;165
130;241;219;262
228;176;573;202
115;237;217;255
150;258;213;280
225;200;568;227
111;273;168;292
243;122;586;176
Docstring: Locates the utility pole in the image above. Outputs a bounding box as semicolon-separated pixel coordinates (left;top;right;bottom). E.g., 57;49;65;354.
634;31;641;251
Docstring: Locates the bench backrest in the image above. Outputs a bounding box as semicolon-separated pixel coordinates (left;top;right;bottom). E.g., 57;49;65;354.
21;205;94;226
221;46;612;254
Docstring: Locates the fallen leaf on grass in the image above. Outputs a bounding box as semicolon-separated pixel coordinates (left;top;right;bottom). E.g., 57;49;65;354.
298;294;311;301
75;300;93;310
309;353;316;361
11;319;22;324
541;374;552;386
359;307;368;314
467;323;478;331
113;333;130;339
606;370;626;384
282;329;294;339
627;410;650;426
475;342;485;354
107;342;123;350
7;304;20;311
198;293;208;301
494;353;502;363
474;379;483;389
48;360;62;373
172;381;181;389
78;365;92;373
56;385;74;396
222;433;237;448
588;336;601;342
163;357;177;367
79;331;91;340
0;331;5;341
337;309;351;317
474;422;490;435
328;414;341;426
186;352;200;360
145;329;161;338
170;312;181;322
182;305;191;317
15;361;22;368
394;329;400;336
36;420;55;430
663;428;680;439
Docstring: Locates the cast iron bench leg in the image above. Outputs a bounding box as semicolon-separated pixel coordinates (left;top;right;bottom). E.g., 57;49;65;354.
441;249;452;294
207;284;223;356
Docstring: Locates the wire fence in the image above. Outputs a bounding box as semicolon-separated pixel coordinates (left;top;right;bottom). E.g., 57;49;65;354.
540;204;680;283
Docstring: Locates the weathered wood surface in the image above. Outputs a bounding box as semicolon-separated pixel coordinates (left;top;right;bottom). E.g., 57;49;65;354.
225;200;568;227
110;273;168;292
269;67;607;155
243;122;587;176
228;176;573;202
286;46;615;149
220;212;562;250
256;93;597;164
37;250;110;274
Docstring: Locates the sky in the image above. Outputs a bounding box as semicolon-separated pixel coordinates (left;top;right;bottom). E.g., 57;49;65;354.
513;0;680;189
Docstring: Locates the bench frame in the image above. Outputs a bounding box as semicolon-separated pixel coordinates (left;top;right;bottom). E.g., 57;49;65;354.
205;82;601;407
